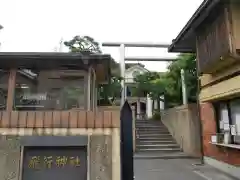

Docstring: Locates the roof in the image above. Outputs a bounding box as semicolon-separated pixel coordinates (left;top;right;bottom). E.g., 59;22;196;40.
110;62;146;76
125;64;149;73
168;0;221;53
126;63;145;69
0;52;111;69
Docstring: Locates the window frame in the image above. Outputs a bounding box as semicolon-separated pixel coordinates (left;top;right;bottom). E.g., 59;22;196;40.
214;98;240;145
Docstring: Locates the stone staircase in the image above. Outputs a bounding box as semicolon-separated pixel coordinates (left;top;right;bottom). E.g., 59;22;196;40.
135;119;182;153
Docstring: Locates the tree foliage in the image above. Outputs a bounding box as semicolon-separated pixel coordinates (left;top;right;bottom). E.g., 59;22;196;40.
134;53;197;109
64;35;121;105
164;53;197;107
134;72;165;111
64;35;102;53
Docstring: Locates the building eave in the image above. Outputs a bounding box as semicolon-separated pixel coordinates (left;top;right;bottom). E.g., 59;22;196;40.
168;0;221;53
0;52;111;69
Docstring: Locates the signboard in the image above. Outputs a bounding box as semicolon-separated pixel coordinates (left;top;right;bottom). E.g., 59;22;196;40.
22;147;87;180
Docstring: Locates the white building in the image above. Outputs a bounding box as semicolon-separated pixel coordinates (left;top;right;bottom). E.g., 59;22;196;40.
123;63;165;119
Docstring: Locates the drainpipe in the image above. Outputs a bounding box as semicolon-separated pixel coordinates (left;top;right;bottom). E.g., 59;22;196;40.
196;59;204;165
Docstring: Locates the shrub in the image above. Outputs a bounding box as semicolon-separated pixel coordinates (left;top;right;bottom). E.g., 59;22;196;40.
151;111;161;120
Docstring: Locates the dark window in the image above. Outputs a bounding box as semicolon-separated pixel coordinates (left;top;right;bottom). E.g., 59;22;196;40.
126;86;131;97
14;69;85;111
229;99;240;144
216;103;229;134
0;70;9;110
215;99;240;144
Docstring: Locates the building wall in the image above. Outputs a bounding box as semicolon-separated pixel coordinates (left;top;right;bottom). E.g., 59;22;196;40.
200;61;240;102
200;102;240;166
199;61;240;166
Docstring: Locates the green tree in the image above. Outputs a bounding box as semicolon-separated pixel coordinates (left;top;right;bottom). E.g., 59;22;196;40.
64;35;121;105
161;53;197;108
64;35;102;53
133;53;197;109
134;72;165;111
98;75;122;105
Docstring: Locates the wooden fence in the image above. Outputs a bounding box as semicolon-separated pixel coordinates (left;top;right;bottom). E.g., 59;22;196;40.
0;110;120;128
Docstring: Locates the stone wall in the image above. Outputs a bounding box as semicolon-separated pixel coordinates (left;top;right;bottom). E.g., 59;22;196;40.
161;104;201;157
0;128;120;180
98;106;136;152
0;136;21;180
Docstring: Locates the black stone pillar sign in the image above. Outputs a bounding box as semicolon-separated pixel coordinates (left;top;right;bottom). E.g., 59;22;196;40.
120;101;134;180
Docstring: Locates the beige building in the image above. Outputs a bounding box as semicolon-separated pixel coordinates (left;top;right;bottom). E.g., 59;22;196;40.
0;52;122;180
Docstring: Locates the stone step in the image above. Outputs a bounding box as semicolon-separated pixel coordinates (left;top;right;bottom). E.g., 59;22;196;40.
136;121;163;123
136;129;167;132
136;140;176;145
136;124;164;126
137;133;170;136
136;126;166;129
136;148;182;153
136;126;167;129
137;137;174;141
137;144;179;148
137;132;170;135
136;120;162;122
138;134;171;137
136;124;165;127
135;121;164;126
137;130;169;133
134;152;194;159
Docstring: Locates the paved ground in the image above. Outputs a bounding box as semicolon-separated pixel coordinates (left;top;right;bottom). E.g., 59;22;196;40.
134;158;237;180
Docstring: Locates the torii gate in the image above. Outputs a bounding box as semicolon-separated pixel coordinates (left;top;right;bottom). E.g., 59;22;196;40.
102;42;188;180
102;42;188;113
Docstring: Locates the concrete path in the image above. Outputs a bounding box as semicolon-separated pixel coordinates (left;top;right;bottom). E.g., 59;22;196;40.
134;158;237;180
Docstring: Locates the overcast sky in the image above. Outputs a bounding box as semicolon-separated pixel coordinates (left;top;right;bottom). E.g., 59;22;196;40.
0;0;203;72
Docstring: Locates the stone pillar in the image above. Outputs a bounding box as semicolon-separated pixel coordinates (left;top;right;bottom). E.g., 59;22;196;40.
154;100;158;110
124;86;127;98
131;106;136;152
136;99;141;119
146;94;153;119
160;95;165;110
